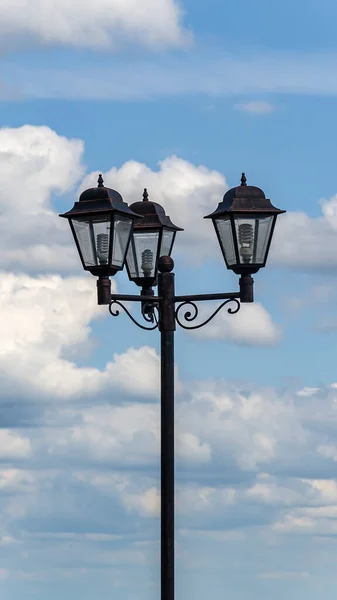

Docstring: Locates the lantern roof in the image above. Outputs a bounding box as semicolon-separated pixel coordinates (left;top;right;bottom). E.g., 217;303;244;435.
204;173;285;218
59;175;141;219
129;189;183;231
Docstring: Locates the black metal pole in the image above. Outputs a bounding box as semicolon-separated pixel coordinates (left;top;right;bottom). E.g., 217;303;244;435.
158;256;176;600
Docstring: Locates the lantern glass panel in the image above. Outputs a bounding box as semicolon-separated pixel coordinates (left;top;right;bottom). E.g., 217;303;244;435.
127;231;160;279
160;229;175;257
234;215;274;265
72;216;111;267
112;215;133;268
215;218;237;266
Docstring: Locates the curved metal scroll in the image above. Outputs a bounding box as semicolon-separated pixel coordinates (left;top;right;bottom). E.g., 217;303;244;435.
175;298;240;330
109;300;159;331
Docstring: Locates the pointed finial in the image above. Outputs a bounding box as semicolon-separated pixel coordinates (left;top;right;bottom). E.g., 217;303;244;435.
241;173;247;186
143;188;149;201
97;174;104;187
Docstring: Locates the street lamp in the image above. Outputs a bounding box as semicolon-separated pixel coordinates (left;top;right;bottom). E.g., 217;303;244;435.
125;188;183;301
59;174;141;303
204;172;285;301
60;172;285;600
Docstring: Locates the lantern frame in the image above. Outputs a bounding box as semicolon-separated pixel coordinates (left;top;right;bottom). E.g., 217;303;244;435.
125;189;183;289
204;173;286;274
59;175;141;277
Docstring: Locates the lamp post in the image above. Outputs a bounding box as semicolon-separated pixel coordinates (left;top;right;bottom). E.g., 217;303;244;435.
60;172;285;600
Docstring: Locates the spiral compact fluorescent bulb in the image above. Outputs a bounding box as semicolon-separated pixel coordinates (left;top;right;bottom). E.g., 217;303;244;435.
238;223;254;263
97;233;109;265
141;249;154;277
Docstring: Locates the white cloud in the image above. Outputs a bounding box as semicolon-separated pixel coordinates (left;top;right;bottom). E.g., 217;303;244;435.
0;432;31;459
177;485;236;515
177;433;212;464
304;479;337;503
0;125;84;274
0;0;189;51
266;477;337;535
189;301;282;346
270;202;337;270
106;346;160;398
39;376;312;476
27;377;301;475
45;404;211;468
178;381;308;472
245;481;305;506
47;404;159;464
317;444;337;462
0;271;163;400
0;469;36;494
273;511;337;535
235;101;275;115
0;125;83;208
1;378;337;580
321;193;337;227
123;487;160;517
296;387;321;397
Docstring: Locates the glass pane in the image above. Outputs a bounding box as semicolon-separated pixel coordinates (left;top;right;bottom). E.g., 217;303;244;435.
92;219;111;266
234;216;274;265
215;218;237;266
253;216;274;263
160;230;175;257
126;237;138;278
126;231;160;279
112;216;132;268
72;216;111;267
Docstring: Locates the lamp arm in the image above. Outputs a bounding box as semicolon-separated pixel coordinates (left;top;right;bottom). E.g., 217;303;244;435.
110;293;161;303
174;291;239;303
102;270;254;330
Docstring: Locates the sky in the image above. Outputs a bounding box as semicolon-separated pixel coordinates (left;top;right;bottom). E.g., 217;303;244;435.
2;0;337;598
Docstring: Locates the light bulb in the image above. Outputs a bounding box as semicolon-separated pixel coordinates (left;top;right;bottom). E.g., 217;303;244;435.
141;249;154;277
97;233;109;265
238;223;254;264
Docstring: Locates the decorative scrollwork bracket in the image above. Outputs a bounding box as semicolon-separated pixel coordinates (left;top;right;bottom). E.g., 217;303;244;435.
174;297;241;330
109;300;159;331
107;290;241;332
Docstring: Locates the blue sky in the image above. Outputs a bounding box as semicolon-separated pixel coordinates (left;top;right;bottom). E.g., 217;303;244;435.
2;0;337;598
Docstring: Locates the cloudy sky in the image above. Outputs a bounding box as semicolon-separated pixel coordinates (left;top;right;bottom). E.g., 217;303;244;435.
2;0;337;598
